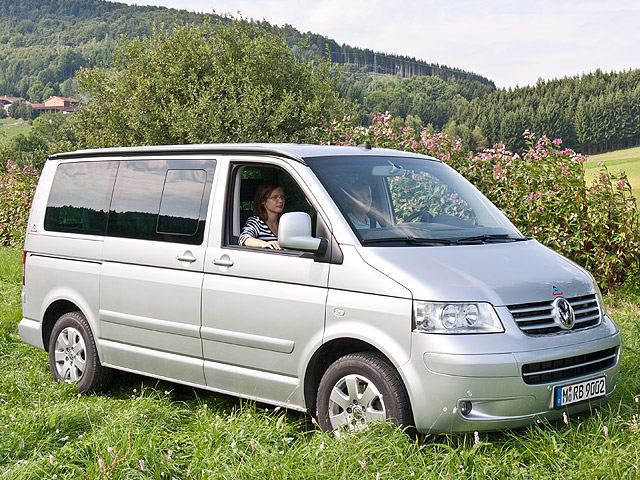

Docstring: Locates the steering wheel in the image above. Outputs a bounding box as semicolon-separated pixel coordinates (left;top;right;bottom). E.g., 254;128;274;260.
401;209;433;223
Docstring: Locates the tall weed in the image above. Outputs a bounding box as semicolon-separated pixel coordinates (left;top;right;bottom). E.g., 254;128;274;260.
0;161;39;248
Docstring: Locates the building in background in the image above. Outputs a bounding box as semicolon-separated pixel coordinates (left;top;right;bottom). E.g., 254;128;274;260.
30;96;79;115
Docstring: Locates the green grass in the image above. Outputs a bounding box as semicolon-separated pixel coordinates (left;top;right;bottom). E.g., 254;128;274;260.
0;118;31;145
1;246;639;479
584;145;640;197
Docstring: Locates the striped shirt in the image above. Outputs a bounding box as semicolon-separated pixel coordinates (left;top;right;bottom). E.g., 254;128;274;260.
239;216;277;246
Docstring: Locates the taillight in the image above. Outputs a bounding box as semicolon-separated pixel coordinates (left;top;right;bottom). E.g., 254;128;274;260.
22;250;27;286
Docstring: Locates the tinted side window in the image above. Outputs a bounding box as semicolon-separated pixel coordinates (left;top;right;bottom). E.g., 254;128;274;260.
108;159;215;244
157;169;207;235
44;161;118;235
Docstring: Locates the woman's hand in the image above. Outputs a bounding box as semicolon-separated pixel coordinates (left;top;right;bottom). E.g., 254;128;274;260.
262;240;282;250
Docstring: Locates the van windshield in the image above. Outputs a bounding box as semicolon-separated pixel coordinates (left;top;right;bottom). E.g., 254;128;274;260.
306;155;526;246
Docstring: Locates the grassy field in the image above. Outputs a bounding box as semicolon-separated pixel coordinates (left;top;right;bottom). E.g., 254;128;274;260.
1;247;639;479
0;118;31;145
584;145;640;197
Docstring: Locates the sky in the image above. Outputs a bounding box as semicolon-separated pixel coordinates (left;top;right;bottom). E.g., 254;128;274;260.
120;0;640;89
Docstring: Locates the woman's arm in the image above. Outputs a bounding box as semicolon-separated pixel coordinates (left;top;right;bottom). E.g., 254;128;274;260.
242;237;281;249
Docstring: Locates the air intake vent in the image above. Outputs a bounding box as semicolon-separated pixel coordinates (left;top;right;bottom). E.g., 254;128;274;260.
521;347;618;385
508;294;600;335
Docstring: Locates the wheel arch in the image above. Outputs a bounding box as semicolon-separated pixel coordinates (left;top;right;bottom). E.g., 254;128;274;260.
42;299;84;351
303;337;407;417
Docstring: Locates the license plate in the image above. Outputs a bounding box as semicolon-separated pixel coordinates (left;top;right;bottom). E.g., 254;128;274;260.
553;376;606;409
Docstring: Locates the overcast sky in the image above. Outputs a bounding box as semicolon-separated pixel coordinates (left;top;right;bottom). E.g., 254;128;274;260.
120;0;640;89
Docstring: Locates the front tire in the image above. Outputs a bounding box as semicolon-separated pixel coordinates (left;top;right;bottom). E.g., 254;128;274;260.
48;311;112;393
316;352;412;434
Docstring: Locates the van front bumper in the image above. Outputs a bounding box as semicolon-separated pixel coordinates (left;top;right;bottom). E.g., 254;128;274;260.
400;330;621;434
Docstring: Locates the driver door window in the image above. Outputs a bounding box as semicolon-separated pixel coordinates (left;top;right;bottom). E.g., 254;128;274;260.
227;165;317;248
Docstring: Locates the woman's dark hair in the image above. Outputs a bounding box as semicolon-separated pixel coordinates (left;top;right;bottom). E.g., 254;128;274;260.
253;181;284;221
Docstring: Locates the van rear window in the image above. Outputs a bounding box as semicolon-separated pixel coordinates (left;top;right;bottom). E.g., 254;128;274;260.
44;161;118;236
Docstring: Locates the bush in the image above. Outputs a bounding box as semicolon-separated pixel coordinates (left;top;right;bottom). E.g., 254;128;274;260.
0;160;39;247
310;113;640;290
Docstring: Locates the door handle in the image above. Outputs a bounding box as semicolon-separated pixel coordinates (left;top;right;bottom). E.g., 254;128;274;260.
176;253;197;263
213;257;234;267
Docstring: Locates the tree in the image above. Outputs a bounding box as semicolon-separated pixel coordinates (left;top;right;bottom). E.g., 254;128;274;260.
7;99;34;120
71;19;348;148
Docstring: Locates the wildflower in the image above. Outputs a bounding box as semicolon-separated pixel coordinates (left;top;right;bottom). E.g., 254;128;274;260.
603;426;609;438
250;439;256;452
358;460;366;469
49;454;55;466
139;459;146;472
98;458;105;471
474;431;480;445
563;411;569;425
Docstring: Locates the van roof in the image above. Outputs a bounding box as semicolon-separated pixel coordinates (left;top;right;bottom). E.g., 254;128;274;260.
48;143;440;165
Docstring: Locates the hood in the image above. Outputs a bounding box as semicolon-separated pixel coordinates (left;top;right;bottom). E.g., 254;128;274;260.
356;240;594;306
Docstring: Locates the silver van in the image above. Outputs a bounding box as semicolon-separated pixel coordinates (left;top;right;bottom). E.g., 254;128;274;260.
19;144;621;434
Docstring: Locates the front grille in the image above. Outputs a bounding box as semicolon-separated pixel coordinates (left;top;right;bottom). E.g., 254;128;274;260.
522;347;618;385
508;294;601;335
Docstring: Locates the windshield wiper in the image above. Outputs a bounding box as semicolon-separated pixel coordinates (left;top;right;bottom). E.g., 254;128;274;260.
361;235;530;246
361;237;455;246
454;234;528;244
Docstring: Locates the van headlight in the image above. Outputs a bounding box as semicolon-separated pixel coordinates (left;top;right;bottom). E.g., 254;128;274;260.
413;301;504;334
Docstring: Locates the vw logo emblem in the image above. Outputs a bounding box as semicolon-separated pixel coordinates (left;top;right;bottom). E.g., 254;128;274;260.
552;297;575;330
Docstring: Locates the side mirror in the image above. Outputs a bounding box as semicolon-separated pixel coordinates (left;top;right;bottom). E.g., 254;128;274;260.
278;212;328;254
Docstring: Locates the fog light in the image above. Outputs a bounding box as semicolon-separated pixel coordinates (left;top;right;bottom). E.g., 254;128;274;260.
459;401;473;416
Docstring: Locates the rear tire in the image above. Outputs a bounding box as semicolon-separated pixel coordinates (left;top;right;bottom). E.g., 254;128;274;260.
316;352;412;434
48;311;112;393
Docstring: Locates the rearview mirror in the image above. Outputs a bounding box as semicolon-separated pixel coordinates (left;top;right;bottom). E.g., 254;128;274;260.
372;161;405;177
